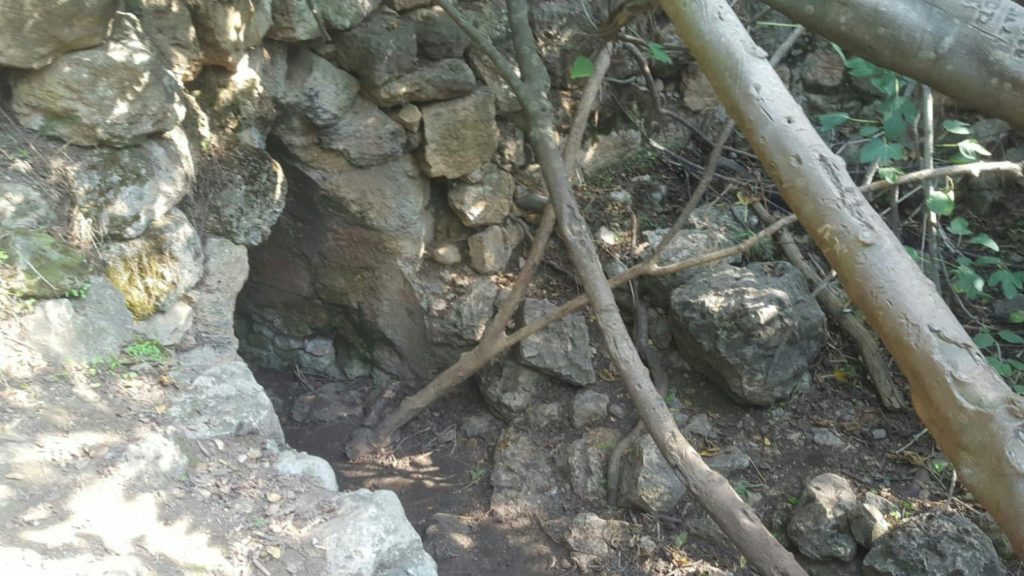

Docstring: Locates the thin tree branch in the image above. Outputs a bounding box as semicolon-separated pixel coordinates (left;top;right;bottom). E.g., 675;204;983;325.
861;161;1023;194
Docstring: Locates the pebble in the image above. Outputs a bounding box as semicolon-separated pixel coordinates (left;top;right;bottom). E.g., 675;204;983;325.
812;427;844;448
871;428;887;440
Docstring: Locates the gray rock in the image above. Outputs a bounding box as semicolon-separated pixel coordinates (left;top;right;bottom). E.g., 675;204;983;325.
280;49;360;127
128;0;203;82
971;118;1011;146
184;237;249;355
424;513;475;560
136;300;193;346
318;97;407;168
407;6;469;60
275;449;339;491
449;164;515;228
331;12;416;85
18;276;134;364
319;0;381;31
519;298;596;386
421;92;499;178
619;434;686;513
192;146;286;246
460;413;500;439
992;296;1023;324
393;104;423;131
386;0;432;10
705;446;752;476
812;427;845;448
467;48;521;114
72;126;194;240
431;244;461;265
580;130;643;177
849;496;891;548
479;362;546;420
871;428;888;440
170;361;284;442
314;489;437;576
189;0;271;68
528;401;564;430
572;390;609;428
683;413;719;439
191;52;278;148
268;0;322;42
863;512;1005;576
0;0;116;69
0;175;55;230
670;262;826;405
424;276;499;346
363;59;477;107
10;13;180;147
468;225;512;273
291;381;364;424
640;226;737;306
565;512;631;571
787;473;858;561
103;209;203;318
799;47;846;91
562;427;619;501
490;429;557;520
0;230;91;299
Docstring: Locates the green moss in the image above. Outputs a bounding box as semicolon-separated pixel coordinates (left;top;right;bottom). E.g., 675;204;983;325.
106;247;179;319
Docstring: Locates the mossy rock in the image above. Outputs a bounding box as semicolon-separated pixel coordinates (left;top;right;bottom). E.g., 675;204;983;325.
0;230;91;298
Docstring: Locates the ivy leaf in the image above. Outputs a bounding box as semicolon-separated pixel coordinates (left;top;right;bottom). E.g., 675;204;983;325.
859;125;882;138
975;255;1003;266
860;138;904;165
647;41;672;64
969;233;999;252
974;331;997;349
1010;310;1024;324
988;355;1013;377
570;56;594;79
947;217;972;236
989;269;1022;299
997;330;1024;345
942;119;971;135
958;138;992;160
818;112;850;131
926;189;955;216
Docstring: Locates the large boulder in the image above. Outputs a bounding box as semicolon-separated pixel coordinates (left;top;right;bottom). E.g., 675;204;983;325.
559;427;619;502
639;226;738;306
71;127;194;240
0;174;56;231
169;361;284;442
420;92;499;178
188;0;271;68
669;262;826;405
0;0;117;69
10;13;181;147
127;0;203;82
421;274;499;347
183;236;250;354
190;48;281;148
16;276;135;365
478;361;547;421
190;145;286;246
318;97;407;168
312;489;437;576
279;49;361;127
787;473;859;561
406;6;469;60
518;298;596;386
103;209;203;319
863;512;1005;576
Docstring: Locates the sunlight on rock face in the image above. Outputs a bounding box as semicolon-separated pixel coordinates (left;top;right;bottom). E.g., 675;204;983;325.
20;476;228;570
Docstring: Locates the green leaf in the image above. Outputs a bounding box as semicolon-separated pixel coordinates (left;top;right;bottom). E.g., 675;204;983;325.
942;119;971;135
988;355;1013;377
968;233;999;252
830;43;847;63
926;189;955;216
570;56;594;79
1011;310;1024;324
817;112;850;131
953;264;985;298
647;41;672;64
947;217;972;236
997;330;1024;345
859;125;882;138
975;255;1003;266
905;245;922;262
975;331;997;349
877;166;903;183
988;269;1022;299
846;57;879;77
860;138;887;164
958;138;992;160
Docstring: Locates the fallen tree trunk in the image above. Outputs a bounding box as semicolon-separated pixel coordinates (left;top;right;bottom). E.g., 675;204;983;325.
758;0;1024;128
661;0;1024;555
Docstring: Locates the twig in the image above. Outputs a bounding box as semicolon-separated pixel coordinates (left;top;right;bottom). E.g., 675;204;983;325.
861;161;1022;195
894;428;930;453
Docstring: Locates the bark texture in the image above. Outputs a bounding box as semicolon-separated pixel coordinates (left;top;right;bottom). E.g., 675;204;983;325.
760;0;1024;128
